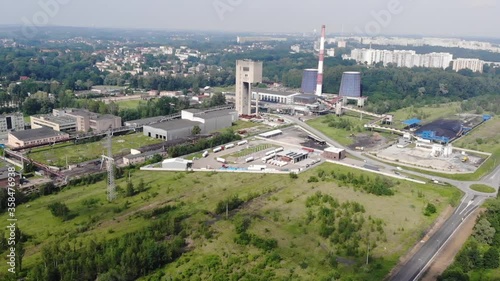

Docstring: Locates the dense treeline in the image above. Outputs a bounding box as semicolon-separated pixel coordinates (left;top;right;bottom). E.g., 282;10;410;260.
26;214;185;281
0;47;103;84
439;199;500;280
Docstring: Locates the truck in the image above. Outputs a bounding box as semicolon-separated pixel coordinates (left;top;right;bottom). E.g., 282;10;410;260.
355;146;365;151
226;143;235;149
216;157;226;164
237;140;248;146
245;157;254;163
213;147;222;153
202;151;209;158
274;147;284;153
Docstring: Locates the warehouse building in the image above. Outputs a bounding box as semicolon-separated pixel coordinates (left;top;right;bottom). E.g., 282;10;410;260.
143;108;238;141
323;147;346;160
182;108;238;133
7;127;70;148
144;119;202;141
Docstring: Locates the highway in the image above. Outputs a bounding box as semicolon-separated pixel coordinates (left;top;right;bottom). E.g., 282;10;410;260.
280;114;499;281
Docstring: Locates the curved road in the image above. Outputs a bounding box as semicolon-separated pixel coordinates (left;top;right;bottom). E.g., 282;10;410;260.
280;115;499;281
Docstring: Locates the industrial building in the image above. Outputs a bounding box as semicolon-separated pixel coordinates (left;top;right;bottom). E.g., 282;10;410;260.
7;127;70;148
0;113;24;134
53;109;122;132
235;60;263;115
323;147;346;160
144;108;237;141
293;94;318;105
32;109;122;133
277;150;309;164
252;89;299;105
30;114;77;133
301;69;318;94
144;119;202;141
181;108;238;133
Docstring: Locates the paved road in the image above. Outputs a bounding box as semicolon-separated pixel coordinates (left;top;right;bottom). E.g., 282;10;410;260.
279;114;499;281
390;194;484;281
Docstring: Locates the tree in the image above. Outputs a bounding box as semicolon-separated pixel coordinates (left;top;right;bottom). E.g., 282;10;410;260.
438;268;470;281
473;218;496;245
191;125;201;135
483;247;500;269
137;178;146;193
126;181;135;197
209;92;226;107
424;203;437;216
47;202;71;220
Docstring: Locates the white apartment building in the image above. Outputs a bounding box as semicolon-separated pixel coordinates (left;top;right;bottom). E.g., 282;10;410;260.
452;58;485;73
345;49;453;69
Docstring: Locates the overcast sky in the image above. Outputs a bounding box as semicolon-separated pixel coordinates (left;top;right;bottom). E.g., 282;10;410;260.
2;0;499;38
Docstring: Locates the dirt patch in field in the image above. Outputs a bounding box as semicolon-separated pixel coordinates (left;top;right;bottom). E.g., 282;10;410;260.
420;208;483;281
350;133;388;151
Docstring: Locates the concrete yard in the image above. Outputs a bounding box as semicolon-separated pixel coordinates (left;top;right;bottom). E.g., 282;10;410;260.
375;144;485;173
185;126;333;173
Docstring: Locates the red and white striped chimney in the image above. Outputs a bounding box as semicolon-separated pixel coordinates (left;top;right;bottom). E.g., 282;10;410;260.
315;25;326;96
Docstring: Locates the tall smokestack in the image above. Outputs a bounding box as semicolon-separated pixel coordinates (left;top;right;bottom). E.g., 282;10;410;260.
315;25;326;96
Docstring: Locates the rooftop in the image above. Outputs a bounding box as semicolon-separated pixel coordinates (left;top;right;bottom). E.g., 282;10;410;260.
9;127;69;142
324;147;345;153
146;119;202;131
124;116;170;127
194;109;237;119
253;89;299;97
32;114;76;125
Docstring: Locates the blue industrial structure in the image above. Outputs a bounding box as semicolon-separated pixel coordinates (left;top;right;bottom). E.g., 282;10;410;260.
417;131;451;144
339;72;362;97
403;118;422;126
301;69;318;94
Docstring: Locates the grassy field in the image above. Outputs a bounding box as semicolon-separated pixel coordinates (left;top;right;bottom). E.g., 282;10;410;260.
228;143;277;158
306;114;372;146
470;184;496;193
28;133;163;167
0;163;462;279
116;99;144;111
389;102;462;124
454;118;500;153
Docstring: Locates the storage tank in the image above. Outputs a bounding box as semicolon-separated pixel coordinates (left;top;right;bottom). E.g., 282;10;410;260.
339;71;362;97
301;69;318;94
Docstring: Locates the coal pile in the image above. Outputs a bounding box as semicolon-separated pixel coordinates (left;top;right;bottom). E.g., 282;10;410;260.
416;119;463;139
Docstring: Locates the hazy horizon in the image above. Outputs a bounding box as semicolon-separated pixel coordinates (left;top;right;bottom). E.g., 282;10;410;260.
2;0;499;39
